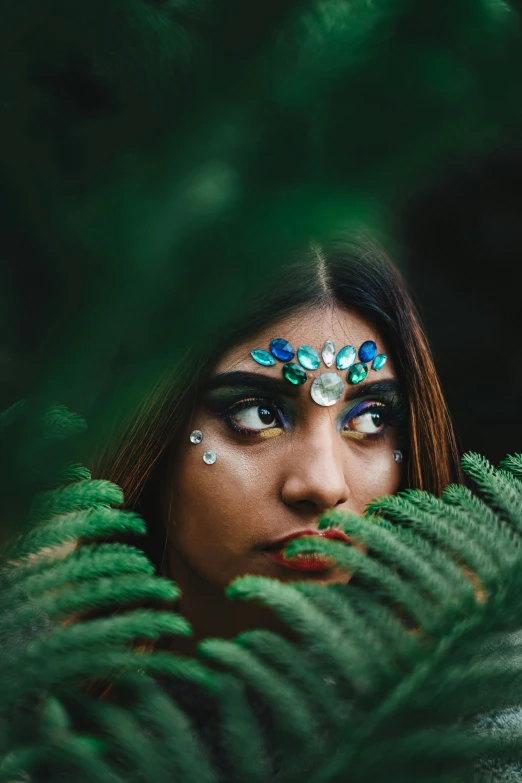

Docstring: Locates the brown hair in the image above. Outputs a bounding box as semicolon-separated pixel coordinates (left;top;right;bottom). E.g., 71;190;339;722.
93;234;462;570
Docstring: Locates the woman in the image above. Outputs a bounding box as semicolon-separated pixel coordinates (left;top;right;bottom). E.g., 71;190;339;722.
94;233;461;647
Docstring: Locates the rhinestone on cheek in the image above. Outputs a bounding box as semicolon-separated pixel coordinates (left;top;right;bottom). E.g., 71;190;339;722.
372;353;387;371
336;345;357;370
251;349;276;367
203;450;217;465
283;362;307;385
269;338;295;362
321;339;336;367
394;450;403;463
297;345;321;370
189;429;203;444
310;372;344;406
358;340;377;362
347;362;368;384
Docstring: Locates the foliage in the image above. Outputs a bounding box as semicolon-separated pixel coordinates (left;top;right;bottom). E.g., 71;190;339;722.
3;0;522;781
2;405;522;782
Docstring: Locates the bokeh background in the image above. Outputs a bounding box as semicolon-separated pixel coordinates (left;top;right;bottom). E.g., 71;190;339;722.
1;0;522;485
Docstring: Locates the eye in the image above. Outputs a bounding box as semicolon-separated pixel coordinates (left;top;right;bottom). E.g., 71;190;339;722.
230;403;281;432
343;403;387;436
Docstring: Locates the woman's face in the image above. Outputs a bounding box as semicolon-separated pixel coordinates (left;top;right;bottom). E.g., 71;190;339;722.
163;305;404;638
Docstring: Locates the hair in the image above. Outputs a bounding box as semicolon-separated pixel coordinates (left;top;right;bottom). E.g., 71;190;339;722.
93;233;462;571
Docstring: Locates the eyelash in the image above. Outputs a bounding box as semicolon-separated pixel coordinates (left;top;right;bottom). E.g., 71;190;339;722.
342;397;406;439
342;402;390;441
219;397;287;437
218;395;405;440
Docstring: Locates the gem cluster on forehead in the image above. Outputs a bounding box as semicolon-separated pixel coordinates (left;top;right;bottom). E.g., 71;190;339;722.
250;339;387;407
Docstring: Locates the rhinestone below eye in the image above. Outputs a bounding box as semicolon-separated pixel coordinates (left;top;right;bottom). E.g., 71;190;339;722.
394;450;403;463
270;339;295;362
372;353;387;371
347;362;368;384
297;345;321;370
189;430;203;444
251;349;276;367
283;362;307;385
358;340;377;362
321;339;336;367
310;372;344;406
336;345;357;370
203;450;217;465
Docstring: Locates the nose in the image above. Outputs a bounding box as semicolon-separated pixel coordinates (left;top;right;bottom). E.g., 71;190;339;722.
280;424;350;515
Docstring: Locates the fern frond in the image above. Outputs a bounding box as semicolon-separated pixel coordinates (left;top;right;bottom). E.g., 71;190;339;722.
461;452;522;527
499;453;522;480
14;508;146;559
285;537;437;629
8;543;154;594
30;480;124;522
215;674;272;783
199;637;321;751
235;629;348;727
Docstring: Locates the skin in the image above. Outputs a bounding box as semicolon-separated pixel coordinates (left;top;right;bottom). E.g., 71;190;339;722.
162;304;403;645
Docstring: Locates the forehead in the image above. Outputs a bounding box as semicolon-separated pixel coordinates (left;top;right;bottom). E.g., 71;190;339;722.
214;304;393;375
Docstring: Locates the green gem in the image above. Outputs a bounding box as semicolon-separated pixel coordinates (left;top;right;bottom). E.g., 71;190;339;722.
372;354;387;371
347;362;368;385
297;345;320;370
283;362;307;385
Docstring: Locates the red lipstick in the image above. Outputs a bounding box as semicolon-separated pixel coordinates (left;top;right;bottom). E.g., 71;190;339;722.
263;528;351;572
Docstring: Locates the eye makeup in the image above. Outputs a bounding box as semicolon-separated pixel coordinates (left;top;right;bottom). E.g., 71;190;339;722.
203;388;293;439
339;391;406;442
202;375;405;442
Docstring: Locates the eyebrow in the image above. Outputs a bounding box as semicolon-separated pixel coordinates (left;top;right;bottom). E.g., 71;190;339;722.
204;372;402;401
344;379;402;401
204;371;301;397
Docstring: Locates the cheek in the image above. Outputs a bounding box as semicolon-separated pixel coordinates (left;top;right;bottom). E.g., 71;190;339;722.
347;445;402;512
166;440;279;583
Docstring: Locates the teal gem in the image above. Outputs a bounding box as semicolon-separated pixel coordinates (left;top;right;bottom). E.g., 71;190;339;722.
347;362;368;385
283;362;307;386
297;345;320;370
336;345;356;370
372;354;387;371
251;349;276;367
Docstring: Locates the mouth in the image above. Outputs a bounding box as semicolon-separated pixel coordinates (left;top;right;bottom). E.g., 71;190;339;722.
262;528;351;572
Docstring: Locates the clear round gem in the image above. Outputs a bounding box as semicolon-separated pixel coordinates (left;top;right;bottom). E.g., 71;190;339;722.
189;430;203;444
283;362;307;385
372;354;387;371
394;450;403;463
347;362;368;385
203;450;217;465
321;339;336;367
310;372;344;407
336;345;357;370
297;345;320;370
251;349;276;367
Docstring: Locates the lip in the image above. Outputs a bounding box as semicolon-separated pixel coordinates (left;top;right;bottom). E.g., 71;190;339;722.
263;528;351;572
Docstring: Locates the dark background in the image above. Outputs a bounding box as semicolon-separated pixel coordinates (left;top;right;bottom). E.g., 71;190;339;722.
401;141;522;464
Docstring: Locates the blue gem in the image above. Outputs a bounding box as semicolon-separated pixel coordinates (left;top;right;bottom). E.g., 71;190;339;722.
270;339;295;362
251;349;276;367
297;345;320;370
336;345;356;370
359;340;377;362
372;354;387;371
